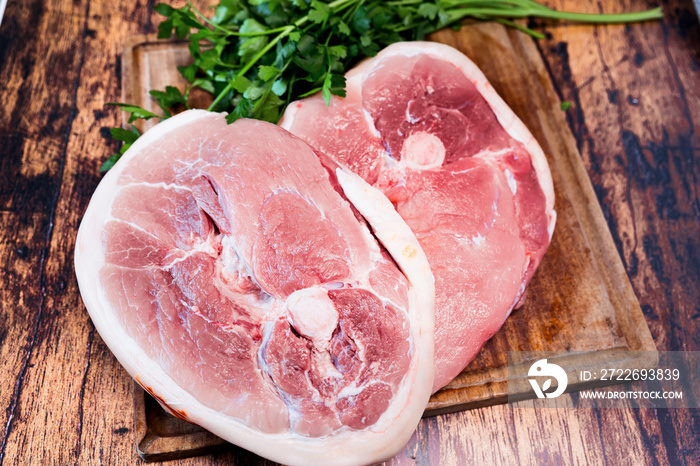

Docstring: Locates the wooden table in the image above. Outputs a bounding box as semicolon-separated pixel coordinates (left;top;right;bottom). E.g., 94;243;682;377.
0;0;698;464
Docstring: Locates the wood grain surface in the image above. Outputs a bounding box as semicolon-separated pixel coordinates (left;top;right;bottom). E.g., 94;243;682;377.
0;0;698;465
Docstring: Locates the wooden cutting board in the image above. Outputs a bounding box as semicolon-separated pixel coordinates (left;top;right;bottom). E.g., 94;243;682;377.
122;23;657;461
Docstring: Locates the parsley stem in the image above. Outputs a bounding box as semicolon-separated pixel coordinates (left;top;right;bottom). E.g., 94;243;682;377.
208;25;295;111
385;0;422;4
207;87;229;112
207;86;229;112
445;6;663;24
439;0;547;9
488;17;545;39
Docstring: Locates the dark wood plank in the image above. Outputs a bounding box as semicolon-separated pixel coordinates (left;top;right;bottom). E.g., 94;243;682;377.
0;0;93;463
0;1;156;464
534;0;700;463
0;213;48;461
536;0;699;353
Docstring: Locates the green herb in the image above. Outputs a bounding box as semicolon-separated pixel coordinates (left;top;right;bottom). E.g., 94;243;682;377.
100;125;141;173
107;103;163;123
149;86;188;116
104;0;662;171
560;100;572;111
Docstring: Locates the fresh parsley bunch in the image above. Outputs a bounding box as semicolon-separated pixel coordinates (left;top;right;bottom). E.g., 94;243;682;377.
102;0;661;172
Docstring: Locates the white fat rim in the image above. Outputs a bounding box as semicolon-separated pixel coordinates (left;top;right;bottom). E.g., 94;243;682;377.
335;168;435;329
75;110;435;466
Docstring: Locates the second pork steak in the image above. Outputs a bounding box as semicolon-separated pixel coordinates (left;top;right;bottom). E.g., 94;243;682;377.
281;42;557;392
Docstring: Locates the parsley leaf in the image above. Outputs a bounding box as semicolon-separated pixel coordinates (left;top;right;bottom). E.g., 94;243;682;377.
100;126;141;173
107;103;162;123
258;65;281;81
308;1;331;24
150;86;187;116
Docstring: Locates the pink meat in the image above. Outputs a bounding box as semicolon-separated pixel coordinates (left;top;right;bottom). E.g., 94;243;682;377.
280;42;556;392
75;111;434;465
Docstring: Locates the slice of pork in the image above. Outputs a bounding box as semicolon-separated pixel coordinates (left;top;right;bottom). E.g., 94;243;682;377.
280;41;556;392
75;110;434;466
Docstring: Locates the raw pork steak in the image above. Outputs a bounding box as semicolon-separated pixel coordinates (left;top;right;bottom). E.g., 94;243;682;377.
280;42;556;392
74;110;434;466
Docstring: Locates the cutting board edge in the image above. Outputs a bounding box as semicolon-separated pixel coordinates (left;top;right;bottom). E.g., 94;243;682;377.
495;26;656;355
